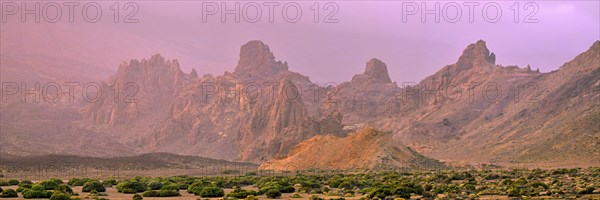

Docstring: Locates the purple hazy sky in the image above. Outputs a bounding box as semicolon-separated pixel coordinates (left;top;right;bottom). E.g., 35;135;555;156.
2;1;599;83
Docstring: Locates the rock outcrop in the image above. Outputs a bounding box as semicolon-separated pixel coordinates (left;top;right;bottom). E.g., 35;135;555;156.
456;40;496;67
352;58;392;83
138;42;344;162
321;58;400;124
85;54;196;128
234;40;288;75
260;127;445;170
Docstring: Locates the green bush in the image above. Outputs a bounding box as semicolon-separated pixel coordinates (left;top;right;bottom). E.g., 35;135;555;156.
56;184;74;194
7;179;19;185
227;188;259;198
133;193;143;200
368;187;393;199
265;188;282;198
300;181;321;193
0;180;8;186
507;187;522;197
50;178;64;185
102;179;117;187
0;187;2;193
18;181;33;188
245;195;258;200
142;189;180;197
49;192;71;200
16;183;32;192
161;183;179;191
142;190;159;197
116;181;146;193
393;182;423;198
1;188;18;198
68;178;88;186
22;188;53;198
158;189;180;197
120;188;138;194
259;181;295;194
147;181;163;190
178;183;189;190
40;180;60;190
32;184;45;191
82;180;106;192
188;181;210;195
200;187;225;197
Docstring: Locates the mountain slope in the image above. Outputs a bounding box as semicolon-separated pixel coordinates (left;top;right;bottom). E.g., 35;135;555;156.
376;40;600;167
259;128;445;171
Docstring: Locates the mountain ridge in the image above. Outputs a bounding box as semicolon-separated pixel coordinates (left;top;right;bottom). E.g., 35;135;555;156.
1;40;598;168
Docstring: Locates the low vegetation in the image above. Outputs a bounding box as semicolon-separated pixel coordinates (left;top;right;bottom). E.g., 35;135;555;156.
0;167;597;199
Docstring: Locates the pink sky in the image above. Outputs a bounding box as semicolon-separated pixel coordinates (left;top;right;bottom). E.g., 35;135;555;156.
1;1;598;83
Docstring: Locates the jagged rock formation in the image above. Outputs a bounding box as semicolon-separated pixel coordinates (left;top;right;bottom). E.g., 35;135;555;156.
354;58;392;83
85;54;196;127
457;40;496;67
321;58;400;124
137;41;345;162
260;127;445;170
237;77;319;161
234;40;289;76
3;40;598;168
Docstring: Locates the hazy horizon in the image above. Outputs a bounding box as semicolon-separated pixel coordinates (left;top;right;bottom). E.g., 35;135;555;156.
1;1;598;84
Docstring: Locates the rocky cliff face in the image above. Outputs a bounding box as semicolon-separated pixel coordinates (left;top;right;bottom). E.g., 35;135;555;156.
321;58;400;125
137;41;344;162
85;54;195;127
237;77;316;161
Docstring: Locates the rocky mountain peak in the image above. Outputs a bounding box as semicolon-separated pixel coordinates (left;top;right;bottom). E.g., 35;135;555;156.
364;58;392;83
351;58;392;84
456;40;496;68
235;40;288;74
87;54;192;126
190;68;198;78
116;54;183;80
